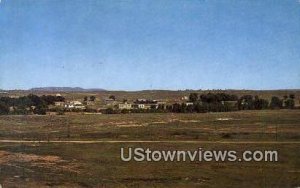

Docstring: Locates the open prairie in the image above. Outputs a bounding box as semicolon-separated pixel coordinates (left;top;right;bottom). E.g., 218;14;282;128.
0;110;299;187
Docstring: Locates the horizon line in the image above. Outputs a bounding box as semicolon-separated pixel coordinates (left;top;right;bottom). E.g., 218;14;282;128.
1;87;300;92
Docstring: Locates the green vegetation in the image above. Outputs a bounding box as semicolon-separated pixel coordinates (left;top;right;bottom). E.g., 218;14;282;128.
164;93;295;113
0;92;297;115
0;94;65;115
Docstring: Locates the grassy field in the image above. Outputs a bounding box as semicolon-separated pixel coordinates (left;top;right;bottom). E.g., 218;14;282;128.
0;110;300;187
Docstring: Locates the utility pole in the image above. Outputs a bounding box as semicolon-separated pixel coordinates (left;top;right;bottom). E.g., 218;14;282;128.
275;124;278;141
215;124;217;142
66;118;70;138
67;121;70;138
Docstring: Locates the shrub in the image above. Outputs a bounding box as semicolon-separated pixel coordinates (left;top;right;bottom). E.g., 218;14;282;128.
270;96;283;109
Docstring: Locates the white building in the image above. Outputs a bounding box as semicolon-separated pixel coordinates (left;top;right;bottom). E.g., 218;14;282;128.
118;102;132;110
54;101;65;106
65;101;86;110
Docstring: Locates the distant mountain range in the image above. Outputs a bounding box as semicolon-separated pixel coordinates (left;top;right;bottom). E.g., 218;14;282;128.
30;87;106;92
1;87;299;92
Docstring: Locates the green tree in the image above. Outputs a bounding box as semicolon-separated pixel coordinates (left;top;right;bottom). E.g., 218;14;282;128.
0;101;9;115
172;103;181;113
109;95;116;101
270;96;283;109
238;95;254;110
105;108;115;114
289;94;295;99
284;98;295;109
254;96;269;110
33;106;47;115
189;93;198;102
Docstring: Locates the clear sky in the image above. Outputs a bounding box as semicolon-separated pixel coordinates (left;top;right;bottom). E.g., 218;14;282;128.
0;0;300;90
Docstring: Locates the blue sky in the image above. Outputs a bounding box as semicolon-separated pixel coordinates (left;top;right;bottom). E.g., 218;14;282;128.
0;0;300;90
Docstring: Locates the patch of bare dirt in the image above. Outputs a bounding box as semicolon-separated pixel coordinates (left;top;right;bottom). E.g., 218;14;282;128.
216;118;234;121
0;150;80;173
113;119;205;128
178;120;202;123
116;124;143;127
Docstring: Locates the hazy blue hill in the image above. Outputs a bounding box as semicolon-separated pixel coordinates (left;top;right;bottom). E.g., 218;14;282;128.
30;87;106;92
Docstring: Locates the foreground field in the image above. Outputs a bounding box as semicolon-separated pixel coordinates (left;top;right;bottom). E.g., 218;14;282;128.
0;110;300;187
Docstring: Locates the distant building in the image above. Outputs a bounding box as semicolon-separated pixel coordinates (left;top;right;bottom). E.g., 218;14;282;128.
72;101;82;105
104;98;117;105
85;101;95;106
9;95;20;99
118;102;132;110
185;102;194;106
9;106;14;112
74;105;86;110
65;101;86;110
134;104;145;109
222;101;238;105
182;96;189;101
54;101;65;106
133;99;164;109
64;103;74;109
297;99;300;107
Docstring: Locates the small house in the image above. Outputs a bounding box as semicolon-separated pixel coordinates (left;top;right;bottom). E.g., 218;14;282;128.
118;102;132;110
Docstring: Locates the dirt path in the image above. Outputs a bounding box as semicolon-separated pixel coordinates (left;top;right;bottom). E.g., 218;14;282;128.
0;140;300;144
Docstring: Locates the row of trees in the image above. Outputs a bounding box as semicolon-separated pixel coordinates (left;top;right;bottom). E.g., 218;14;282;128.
0;94;65;115
238;94;295;110
189;92;238;103
104;93;297;114
167;102;237;113
185;93;296;112
0;93;297;115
